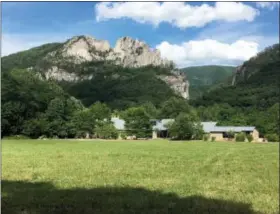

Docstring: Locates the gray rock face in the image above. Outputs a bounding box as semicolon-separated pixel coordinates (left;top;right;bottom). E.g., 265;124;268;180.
158;71;189;99
43;35;188;99
61;36;110;63
113;37;173;68
232;64;248;86
44;66;93;82
47;35;173;68
45;66;79;81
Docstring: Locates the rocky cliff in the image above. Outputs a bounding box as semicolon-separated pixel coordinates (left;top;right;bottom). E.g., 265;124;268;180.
232;43;279;85
113;37;173;68
40;35;188;99
44;35;173;67
2;35;189;100
159;71;189;99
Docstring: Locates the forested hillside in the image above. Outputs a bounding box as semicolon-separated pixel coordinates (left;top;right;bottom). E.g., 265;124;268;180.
1;37;185;138
2;43;62;73
58;63;179;109
191;43;280;137
1;37;183;110
1;37;279;140
1;68;190;139
181;65;235;99
1;69;82;137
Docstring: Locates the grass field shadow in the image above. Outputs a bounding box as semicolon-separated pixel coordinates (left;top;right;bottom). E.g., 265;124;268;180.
2;180;263;214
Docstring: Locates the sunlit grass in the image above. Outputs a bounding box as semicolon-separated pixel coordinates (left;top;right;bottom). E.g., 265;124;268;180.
2;140;279;214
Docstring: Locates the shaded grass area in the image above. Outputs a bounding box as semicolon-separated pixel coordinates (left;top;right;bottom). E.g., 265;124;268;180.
2;140;279;214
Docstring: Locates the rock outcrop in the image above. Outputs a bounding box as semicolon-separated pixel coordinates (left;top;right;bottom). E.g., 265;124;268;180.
232;65;246;85
46;35;173;68
158;71;189;99
232;43;279;86
113;37;173;68
42;35;188;99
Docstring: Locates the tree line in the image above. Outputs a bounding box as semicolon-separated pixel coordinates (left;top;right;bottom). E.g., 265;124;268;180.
1;68;204;140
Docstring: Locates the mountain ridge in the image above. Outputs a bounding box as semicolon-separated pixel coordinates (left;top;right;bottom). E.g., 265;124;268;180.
1;35;189;109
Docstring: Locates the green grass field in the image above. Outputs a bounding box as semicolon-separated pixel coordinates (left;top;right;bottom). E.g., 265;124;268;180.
2;140;279;214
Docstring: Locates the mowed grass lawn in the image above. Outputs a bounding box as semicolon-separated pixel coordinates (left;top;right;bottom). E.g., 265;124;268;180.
2;140;279;214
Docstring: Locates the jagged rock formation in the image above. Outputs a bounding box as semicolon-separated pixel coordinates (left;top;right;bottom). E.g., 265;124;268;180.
3;35;189;99
41;35;189;99
159;71;189;99
113;37;173;68
45;35;173;68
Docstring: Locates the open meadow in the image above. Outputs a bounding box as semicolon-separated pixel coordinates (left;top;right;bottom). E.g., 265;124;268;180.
2;140;279;214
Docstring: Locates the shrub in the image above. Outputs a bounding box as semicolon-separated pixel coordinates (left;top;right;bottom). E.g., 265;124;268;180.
3;135;30;140
247;134;253;142
95;123;118;139
168;113;202;140
203;134;210;141
193;124;204;140
120;133;127;140
227;131;235;140
266;134;279;142
38;135;47;139
76;131;87;139
211;136;216;142
235;132;246;142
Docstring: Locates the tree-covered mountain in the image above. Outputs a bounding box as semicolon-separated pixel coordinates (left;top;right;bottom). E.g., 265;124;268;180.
1;35;189;110
2;43;63;73
181;65;235;99
1;34;279;139
191;43;280;137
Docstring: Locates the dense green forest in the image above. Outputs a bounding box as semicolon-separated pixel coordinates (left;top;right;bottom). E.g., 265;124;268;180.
1;41;279;140
1;42;183;138
181;65;235;99
1;68;193;139
58;63;179;109
191;44;280;138
1;42;180;110
1;43;63;73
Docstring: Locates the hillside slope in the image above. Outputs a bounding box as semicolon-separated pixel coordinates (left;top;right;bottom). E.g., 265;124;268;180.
181;65;235;99
192;44;279;109
1;35;189;109
232;43;279;85
191;43;279;135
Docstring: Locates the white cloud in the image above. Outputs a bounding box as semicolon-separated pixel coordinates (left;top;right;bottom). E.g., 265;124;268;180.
95;2;259;29
256;2;279;10
2;34;69;56
156;39;259;67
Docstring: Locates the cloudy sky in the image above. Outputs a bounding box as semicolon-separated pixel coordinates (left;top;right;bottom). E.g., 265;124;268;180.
2;2;279;67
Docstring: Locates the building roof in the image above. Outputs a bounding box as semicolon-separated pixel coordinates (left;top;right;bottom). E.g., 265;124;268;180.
111;117;256;133
152;119;174;131
201;122;217;133
201;121;255;133
209;126;255;133
111;117;125;130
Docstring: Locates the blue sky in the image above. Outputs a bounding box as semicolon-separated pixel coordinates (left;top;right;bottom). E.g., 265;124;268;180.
2;2;279;67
